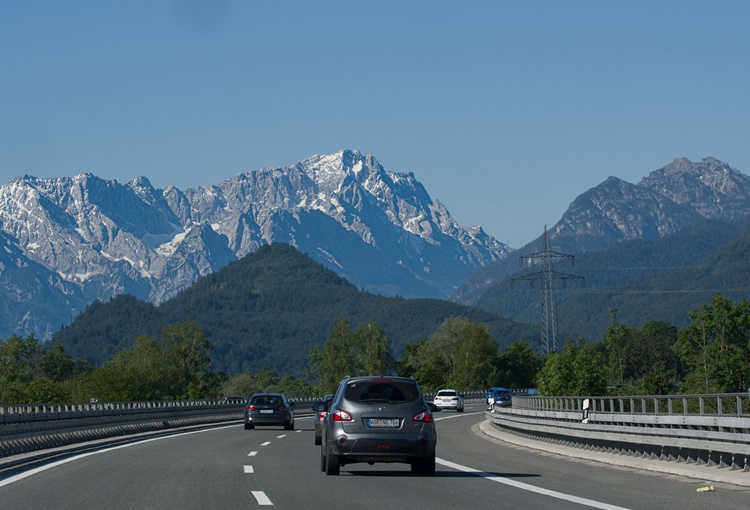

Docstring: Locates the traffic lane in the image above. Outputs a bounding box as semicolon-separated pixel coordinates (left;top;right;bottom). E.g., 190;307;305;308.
0;410;642;510
436;405;749;510
3;405;745;510
0;424;287;510
251;414;593;510
2;418;505;510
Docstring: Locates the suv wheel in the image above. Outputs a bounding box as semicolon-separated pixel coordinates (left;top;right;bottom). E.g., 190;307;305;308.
325;447;340;476
320;445;327;472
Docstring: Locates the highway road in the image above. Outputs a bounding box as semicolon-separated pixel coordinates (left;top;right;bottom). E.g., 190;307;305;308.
1;403;747;509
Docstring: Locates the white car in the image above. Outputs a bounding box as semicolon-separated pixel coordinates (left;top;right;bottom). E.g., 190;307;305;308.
433;389;464;412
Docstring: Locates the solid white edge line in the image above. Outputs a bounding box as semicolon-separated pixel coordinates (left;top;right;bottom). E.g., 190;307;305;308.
251;490;273;505
0;427;219;488
436;458;632;510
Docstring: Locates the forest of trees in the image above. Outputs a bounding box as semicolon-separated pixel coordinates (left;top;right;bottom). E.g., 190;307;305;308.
2;293;749;404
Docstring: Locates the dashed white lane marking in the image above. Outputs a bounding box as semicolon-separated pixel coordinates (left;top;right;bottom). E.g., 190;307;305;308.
243;465;254;473
248;451;258;456
434;411;481;421
251;490;273;505
436;458;632;510
276;435;287;439
261;441;271;446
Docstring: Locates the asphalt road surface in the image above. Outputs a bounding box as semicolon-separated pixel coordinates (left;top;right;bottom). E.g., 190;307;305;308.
1;403;748;509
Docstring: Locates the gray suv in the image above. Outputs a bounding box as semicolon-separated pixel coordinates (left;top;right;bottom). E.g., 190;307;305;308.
315;375;437;476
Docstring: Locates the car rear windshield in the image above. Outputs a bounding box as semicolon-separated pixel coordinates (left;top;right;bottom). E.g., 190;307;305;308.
251;395;282;406
345;379;421;404
437;390;458;397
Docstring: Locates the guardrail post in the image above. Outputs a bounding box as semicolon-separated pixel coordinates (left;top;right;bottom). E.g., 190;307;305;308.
733;454;749;471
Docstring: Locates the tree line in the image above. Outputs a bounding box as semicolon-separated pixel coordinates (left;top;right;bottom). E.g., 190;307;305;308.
2;293;749;404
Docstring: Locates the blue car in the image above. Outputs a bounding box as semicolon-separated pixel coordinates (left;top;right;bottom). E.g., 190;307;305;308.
486;389;512;410
486;387;509;405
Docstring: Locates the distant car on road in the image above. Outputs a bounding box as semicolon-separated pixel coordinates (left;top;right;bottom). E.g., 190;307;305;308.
433;389;464;412
488;389;512;410
244;393;295;430
313;393;334;445
486;387;509;405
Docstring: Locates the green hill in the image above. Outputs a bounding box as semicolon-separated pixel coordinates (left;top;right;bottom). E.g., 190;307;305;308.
475;219;750;340
53;243;535;376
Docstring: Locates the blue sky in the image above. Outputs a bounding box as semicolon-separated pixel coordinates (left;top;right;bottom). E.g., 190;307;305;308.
2;1;749;248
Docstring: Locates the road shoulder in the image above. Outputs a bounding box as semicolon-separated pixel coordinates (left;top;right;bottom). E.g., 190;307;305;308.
473;418;750;489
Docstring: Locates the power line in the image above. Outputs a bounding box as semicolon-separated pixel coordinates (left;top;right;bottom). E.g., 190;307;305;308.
512;226;584;355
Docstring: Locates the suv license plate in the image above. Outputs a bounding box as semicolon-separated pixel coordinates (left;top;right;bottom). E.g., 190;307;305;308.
260;410;273;413
368;418;399;428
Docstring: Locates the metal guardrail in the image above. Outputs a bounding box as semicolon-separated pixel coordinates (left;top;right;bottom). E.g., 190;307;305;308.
0;397;316;462
488;392;750;471
13;389;746;474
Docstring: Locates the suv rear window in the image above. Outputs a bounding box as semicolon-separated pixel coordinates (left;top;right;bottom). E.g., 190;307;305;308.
345;379;420;404
437;390;458;397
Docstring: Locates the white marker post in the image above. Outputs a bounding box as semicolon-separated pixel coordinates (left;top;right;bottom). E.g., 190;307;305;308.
582;398;590;424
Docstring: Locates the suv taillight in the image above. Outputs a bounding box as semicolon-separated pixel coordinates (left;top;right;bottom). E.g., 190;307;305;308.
331;409;353;422
413;410;433;423
246;405;255;411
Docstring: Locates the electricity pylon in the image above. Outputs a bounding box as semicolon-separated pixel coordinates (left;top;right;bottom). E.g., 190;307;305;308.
512;226;584;355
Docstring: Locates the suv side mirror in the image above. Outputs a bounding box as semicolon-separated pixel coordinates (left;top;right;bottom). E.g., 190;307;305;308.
312;401;326;412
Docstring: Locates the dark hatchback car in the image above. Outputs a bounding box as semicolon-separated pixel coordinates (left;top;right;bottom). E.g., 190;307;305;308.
244;393;295;430
315;375;436;476
313;393;334;445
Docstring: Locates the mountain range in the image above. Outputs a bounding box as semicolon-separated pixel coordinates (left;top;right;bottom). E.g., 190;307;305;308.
454;157;750;340
2;152;750;345
0;149;507;340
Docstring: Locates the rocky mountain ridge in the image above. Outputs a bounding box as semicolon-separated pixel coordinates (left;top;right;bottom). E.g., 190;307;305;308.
0;149;508;340
454;156;750;304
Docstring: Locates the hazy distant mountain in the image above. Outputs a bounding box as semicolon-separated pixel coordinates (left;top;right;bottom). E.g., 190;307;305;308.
454;157;750;304
454;157;750;341
471;218;750;341
0;149;508;340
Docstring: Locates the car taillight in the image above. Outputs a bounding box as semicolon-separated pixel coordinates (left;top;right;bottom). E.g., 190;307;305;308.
276;405;287;411
318;411;326;419
331;409;353;422
413;410;433;423
246;405;255;411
